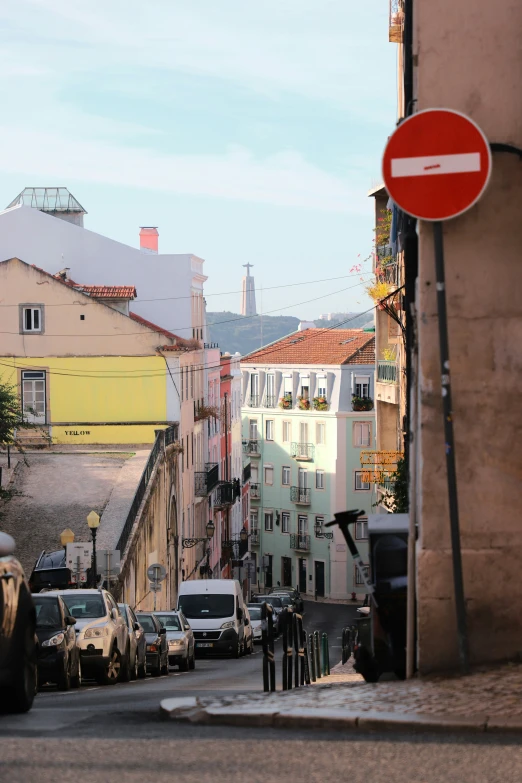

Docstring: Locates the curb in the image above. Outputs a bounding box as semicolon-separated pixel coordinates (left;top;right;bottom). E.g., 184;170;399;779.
159;698;522;735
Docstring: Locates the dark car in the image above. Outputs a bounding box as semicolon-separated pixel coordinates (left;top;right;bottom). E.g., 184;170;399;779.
135;612;169;677
269;587;304;614
29;549;72;593
0;532;38;713
250;595;283;634
33;593;80;690
118;603;147;679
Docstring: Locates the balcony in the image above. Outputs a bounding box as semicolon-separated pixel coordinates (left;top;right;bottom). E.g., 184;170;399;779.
248;395;259;408
250;529;260;546
194;463;219;496
250;483;261;500
265;395;277;408
291;442;314;461
243;438;261;457
290;534;310;552
243;462;251;484
389;0;404;43
213;481;238;509
377;361;398;384
290;486;311;505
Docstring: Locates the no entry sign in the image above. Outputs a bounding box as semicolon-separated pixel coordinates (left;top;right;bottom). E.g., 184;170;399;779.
382;108;491;221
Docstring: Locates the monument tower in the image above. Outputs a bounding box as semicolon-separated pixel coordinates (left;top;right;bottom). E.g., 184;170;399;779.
241;263;257;316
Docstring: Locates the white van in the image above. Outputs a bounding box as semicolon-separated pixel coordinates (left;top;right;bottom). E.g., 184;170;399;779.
177;579;248;658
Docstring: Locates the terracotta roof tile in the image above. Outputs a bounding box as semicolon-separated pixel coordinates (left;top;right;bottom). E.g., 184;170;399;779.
243;329;375;366
72;284;137;299
129;312;177;340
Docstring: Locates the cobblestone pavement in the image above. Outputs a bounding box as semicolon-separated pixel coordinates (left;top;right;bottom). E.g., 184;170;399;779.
0;452;132;573
169;659;522;720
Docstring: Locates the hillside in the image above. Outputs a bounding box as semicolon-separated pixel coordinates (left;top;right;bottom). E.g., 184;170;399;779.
206;311;374;357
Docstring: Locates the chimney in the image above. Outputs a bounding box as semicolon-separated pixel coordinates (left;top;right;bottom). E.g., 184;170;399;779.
139;227;159;254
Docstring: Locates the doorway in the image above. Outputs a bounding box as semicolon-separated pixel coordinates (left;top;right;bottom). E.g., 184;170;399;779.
314;561;325;598
265;554;273;589
298;558;307;594
22;371;46;424
282;556;292;587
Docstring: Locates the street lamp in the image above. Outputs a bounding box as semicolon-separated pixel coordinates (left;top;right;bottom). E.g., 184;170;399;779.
240;525;248;543
87;510;100;588
182;520;215;549
314;521;333;540
60;528;75;548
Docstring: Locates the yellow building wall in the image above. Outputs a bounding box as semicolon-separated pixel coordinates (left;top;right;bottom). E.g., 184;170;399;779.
0;356;168;445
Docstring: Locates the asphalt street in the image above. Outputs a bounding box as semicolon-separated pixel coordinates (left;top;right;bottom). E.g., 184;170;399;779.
1;601;520;783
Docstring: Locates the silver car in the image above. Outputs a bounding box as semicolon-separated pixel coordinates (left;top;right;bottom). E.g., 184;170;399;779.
153;611;195;671
118;603;147;679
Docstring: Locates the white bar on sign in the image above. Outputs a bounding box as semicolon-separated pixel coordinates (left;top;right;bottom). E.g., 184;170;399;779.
391;152;481;178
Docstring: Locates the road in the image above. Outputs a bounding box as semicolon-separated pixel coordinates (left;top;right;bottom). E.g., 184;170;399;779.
1;601;520;783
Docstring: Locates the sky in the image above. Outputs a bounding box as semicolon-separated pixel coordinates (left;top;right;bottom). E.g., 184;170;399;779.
0;1;397;320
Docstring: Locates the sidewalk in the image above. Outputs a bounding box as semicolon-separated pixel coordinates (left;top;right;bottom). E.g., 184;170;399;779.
160;659;522;734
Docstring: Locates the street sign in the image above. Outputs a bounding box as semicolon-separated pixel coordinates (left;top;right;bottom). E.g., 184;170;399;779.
149;582;162;592
382;108;491;221
147;563;166;582
66;542;93;583
98;549;121;577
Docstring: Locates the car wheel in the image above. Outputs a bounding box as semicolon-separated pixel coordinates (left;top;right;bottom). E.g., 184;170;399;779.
1;623;37;714
57;657;71;691
119;646;131;683
232;641;240;659
179;654;189;672
97;647;121;685
71;657;81;689
137;659;147;679
160;654;169;676
130;653;138;681
247;638;253;655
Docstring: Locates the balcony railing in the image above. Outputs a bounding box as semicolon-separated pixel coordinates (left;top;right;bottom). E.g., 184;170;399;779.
250;483;261;499
265;395;277;408
243;462;251;484
194;462;219;496
213;480;239;508
291;442;314;461
243;438;261;457
290;534;310;551
389;0;404;43
248;395;259;407
250;529;260;546
290;486;311;505
378;260;399;286
377;361;398;384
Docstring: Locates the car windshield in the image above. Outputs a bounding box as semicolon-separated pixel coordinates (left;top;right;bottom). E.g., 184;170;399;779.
62;595;106;619
34;598;62;628
261;597;282;608
179;594;234;619
137;615;157;633
279;596;293;606
155;614;181;631
247;606;262;620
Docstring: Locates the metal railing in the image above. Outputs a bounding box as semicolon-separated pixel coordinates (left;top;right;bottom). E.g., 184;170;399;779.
250;482;261;499
265;395;277;408
290;534;310;551
213;481;236;508
290;487;311;505
116;424;178;556
377;360;398;384
250;529;260;545
243;438;261;456
194;462;219;496
291;442;314;461
379;260;399;286
243;462;251;484
248;395;259;407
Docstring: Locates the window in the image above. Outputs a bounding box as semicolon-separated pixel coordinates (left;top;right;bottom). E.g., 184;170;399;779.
316;422;325;445
353;422;372;447
355;471;371;491
317;377;327;397
249;419;258;440
21;305;43;333
355;518;368;540
355;564;370;586
180;367;184;401
299;422;309;443
281;512;290;534
300;378;310;399
315;516;325;537
250;510;258;529
282;466;291;486
250;374;259;405
298;467;308;489
282;421;291;442
355;375;370;399
298;515;307;535
264;465;274;485
266;375;275;407
265;420;274;441
316;470;325;490
264;511;274;532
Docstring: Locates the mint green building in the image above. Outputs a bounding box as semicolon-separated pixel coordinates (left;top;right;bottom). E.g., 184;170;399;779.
241;329;377;600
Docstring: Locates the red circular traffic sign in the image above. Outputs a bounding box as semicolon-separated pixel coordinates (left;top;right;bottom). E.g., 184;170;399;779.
382;108;491;221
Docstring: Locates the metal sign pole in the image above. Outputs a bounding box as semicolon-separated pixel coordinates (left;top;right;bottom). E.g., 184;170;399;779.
76;555;81;586
433;221;470;675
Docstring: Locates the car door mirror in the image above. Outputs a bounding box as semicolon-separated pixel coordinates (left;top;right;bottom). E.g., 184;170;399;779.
111;608;119;621
237;607;244;621
244;617;249;626
159;627;166;635
65;615;77;626
184;625;191;631
133;622;141;632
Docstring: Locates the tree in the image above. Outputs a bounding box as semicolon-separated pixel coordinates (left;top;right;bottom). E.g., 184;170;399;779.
0;380;40;505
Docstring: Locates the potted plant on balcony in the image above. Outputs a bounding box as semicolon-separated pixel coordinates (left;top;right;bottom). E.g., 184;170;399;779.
279;394;292;409
297;396;311;410
312;396;328;411
352;394;374;411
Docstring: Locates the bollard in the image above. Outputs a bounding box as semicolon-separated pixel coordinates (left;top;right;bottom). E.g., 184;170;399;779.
322;633;330;676
262;602;276;692
341;627;349;665
261;602;269;692
281;607;288;691
309;633;316;682
296;613;306;686
314;631;321;679
287;608;294;689
268;605;276;692
293;612;299;687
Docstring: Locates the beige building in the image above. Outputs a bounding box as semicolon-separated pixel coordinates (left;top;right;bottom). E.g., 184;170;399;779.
388;0;522;672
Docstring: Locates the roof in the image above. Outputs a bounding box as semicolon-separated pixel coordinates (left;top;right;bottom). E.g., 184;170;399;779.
6;187;87;214
159;337;203;352
129;311;177;340
71;284;136;300
243;329;375;366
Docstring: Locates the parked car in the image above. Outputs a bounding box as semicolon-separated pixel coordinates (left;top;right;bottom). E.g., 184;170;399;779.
29;549;72;593
136;613;169;676
246;604;263;644
250;594;283;634
269;587;304;613
0;532;38;713
57;589;130;685
153;610;195;670
33;593;80;690
178;579;249;658
118;603;146;679
243;606;254;654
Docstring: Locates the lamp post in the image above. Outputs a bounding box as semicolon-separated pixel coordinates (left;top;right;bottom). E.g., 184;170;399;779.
181;520;215;549
87;511;100;588
60;528;75;548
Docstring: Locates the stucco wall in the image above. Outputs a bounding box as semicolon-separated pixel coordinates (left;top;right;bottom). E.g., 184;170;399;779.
414;0;522;671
